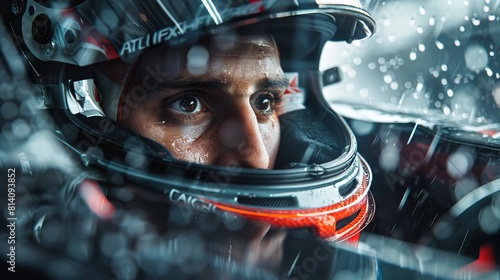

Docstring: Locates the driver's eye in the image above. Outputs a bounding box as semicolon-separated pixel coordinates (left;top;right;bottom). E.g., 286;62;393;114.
169;95;202;114
251;92;281;115
254;95;272;112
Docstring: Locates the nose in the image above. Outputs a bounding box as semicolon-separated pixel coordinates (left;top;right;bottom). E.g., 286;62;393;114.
216;111;270;169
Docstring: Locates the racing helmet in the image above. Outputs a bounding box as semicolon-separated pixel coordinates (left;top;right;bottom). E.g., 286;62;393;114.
1;0;376;242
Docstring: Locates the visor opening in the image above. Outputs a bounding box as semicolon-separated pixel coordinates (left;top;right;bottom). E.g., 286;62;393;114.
339;179;358;197
236;196;297;208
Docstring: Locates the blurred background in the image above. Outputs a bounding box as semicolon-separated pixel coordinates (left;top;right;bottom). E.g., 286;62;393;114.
319;2;500;277
322;0;500;132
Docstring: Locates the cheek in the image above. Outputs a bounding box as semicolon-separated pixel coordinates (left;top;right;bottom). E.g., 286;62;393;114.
126;115;215;164
260;117;281;158
167;127;218;164
130;121;172;149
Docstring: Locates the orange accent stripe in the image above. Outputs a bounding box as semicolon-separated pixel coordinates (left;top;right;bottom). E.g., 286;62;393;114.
213;163;372;241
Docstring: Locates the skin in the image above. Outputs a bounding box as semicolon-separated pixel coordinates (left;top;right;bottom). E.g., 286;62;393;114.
120;35;287;169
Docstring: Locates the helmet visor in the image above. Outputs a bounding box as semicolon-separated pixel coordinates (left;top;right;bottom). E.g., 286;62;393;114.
19;0;375;66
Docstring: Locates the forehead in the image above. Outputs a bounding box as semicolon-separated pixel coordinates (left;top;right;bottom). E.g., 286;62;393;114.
204;34;279;57
140;34;280;66
131;34;283;87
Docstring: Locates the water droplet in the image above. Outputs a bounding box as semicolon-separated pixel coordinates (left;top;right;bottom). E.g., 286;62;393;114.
418;43;426;52
379;146;400;172
464;43;489;71
443;106;451;115
492;193;500;219
479;206;500;235
454;176;479;201
346;83;355;92
347;68;357;78
100;233;127;258
433;221;453;239
384;74;393;84
409;51;417;61
419;6;426;15
446;149;474;179
125;149;147;168
1;102;18;120
360;88;369;98
12;118;31;139
187;45;209;75
435;41;444;50
350;120;374;136
416;82;424;93
429;16;435;26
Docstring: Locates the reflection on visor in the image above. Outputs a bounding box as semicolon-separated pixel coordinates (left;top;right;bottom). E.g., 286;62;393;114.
19;0;375;66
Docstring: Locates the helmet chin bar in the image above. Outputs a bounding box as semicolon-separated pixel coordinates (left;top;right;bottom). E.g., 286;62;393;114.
97;153;373;242
212;156;374;241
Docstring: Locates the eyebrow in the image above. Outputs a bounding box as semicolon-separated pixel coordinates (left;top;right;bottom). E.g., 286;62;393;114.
257;76;289;90
154;76;289;92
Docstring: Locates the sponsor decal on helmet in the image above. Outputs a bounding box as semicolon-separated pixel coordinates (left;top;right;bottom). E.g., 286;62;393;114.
280;72;306;114
168;189;216;212
120;0;280;56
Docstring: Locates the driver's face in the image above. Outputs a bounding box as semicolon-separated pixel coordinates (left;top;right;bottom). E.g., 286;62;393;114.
120;35;286;169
